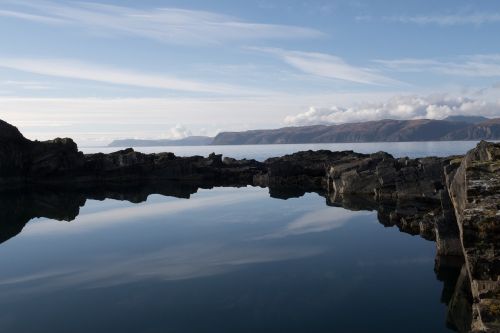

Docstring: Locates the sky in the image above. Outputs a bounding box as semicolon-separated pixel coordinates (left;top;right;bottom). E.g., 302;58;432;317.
0;0;500;146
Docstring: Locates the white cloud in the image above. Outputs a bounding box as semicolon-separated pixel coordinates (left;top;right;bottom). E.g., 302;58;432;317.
376;54;500;77
388;13;500;26
0;96;286;145
163;124;192;140
284;94;500;125
0;91;444;145
0;0;323;44
250;47;398;85
0;57;254;94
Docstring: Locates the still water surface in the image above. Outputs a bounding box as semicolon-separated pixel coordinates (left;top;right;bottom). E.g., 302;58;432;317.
82;140;485;160
0;142;472;332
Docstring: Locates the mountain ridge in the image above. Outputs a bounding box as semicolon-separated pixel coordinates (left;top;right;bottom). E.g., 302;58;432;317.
108;116;500;146
212;117;500;145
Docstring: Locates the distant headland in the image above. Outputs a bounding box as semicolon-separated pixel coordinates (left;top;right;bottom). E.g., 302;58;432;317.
108;116;500;147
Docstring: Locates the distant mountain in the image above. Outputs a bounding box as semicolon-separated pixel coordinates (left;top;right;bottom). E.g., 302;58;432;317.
443;115;489;124
108;136;213;147
443;118;500;140
108;117;499;147
212;118;500;145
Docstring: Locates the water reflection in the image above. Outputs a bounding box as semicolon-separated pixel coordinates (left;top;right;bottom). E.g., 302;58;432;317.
0;182;471;332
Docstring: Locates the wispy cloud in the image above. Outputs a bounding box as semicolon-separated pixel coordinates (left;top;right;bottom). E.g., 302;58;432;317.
0;80;53;90
0;91;403;145
25;191;262;235
375;54;500;77
249;47;398;85
0;57;256;94
0;8;66;24
0;240;322;293
0;0;324;44
387;13;500;26
258;208;372;239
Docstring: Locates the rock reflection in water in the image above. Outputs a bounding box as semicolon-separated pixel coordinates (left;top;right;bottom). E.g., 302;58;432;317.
0;181;472;332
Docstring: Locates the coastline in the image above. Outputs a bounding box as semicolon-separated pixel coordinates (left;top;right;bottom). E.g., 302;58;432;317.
1;119;499;331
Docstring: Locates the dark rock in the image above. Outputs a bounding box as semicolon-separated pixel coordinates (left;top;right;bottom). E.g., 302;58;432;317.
0;120;82;180
326;150;450;201
0;119;28;143
447;141;500;332
0;122;266;185
445;264;474;332
0;119;499;330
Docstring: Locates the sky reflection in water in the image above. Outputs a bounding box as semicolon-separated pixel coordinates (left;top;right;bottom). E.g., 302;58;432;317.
0;186;453;333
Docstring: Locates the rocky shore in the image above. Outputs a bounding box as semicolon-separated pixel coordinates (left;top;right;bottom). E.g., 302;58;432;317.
0;119;498;332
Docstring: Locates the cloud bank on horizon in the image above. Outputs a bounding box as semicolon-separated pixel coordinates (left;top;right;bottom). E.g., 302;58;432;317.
284;93;500;125
0;0;499;144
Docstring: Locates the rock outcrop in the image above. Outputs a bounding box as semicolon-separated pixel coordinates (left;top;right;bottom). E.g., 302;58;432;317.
0;119;498;331
0;120;83;182
447;141;500;332
0;122;265;186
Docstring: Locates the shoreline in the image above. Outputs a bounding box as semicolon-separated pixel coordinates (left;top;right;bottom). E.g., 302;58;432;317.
1;118;499;331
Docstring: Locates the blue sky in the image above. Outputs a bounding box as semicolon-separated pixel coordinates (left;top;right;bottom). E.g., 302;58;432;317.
0;0;499;145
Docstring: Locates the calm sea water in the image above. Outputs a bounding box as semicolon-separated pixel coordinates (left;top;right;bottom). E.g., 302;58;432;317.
0;143;471;332
81;140;485;160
